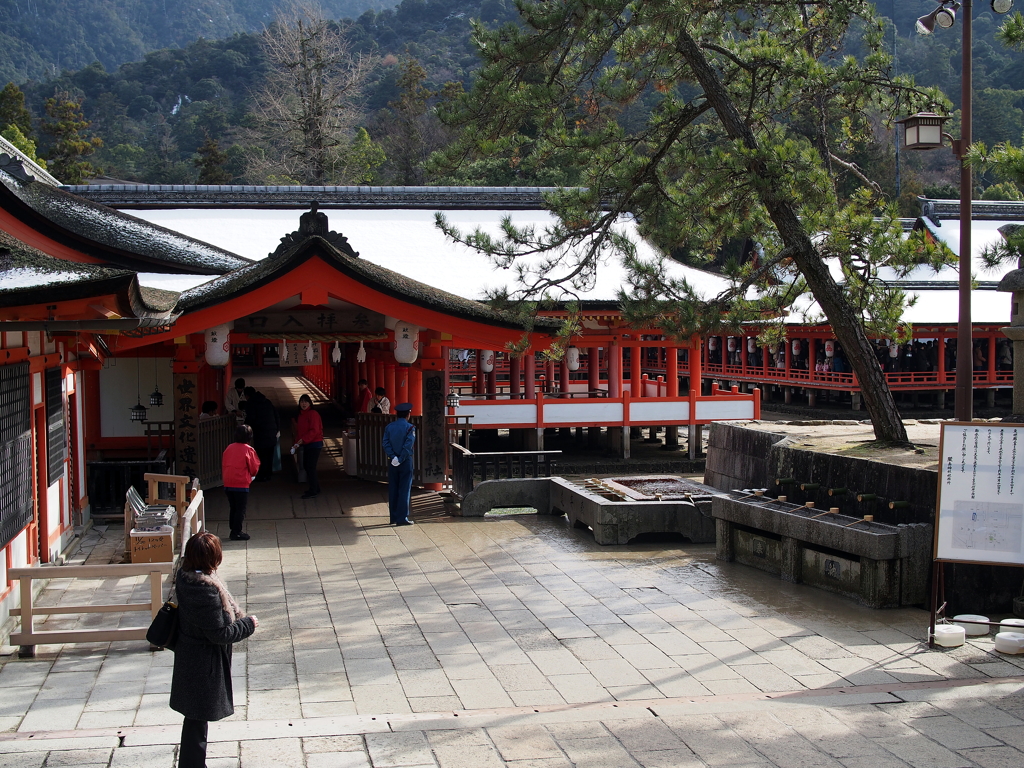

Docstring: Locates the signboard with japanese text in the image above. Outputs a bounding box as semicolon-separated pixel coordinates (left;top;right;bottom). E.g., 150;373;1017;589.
420;370;446;485
935;422;1024;565
279;341;323;367
174;373;199;479
238;310;384;335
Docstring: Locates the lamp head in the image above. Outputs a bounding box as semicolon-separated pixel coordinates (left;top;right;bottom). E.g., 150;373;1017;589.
992;0;1014;14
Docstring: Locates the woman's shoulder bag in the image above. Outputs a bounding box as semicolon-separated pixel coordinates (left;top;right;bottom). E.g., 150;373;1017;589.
146;560;180;651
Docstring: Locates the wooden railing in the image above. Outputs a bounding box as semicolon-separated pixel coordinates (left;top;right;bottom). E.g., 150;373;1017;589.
123;474;204;559
198;414;236;489
9;562;173;657
450;444;560;499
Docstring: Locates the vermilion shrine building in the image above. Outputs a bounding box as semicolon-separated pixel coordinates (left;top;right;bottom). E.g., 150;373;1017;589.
1;150;1022;636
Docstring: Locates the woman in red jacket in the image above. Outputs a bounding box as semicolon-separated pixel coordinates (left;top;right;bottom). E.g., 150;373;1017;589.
293;394;324;499
222;425;260;541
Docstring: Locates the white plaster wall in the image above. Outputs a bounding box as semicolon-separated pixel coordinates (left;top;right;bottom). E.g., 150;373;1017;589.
545;401;623;424
630;400;689;423
27;331;40;356
459;402;537;426
6;330;23;347
99;359;173;437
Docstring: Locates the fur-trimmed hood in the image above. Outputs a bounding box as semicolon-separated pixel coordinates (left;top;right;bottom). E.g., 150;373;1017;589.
179;569;246;621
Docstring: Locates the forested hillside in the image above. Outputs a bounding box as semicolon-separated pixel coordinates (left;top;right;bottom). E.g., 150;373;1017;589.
2;0;1024;198
0;0;388;83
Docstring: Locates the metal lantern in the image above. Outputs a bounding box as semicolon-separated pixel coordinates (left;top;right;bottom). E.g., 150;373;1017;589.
130;402;147;422
896;112;949;150
480;350;495;373
446;389;460;409
565;346;581;371
393;322;420;365
149;386;163;407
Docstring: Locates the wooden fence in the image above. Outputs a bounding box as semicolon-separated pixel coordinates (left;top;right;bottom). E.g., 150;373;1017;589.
355;414;427;485
9;562;173;657
198;414;236;489
450;444;560;499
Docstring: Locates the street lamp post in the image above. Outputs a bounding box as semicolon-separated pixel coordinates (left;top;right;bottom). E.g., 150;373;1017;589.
900;0;1015;421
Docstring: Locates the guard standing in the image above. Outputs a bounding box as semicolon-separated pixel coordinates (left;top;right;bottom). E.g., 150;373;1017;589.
382;403;415;526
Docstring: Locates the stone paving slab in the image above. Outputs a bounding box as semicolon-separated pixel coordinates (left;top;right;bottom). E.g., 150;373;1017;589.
3;379;1024;767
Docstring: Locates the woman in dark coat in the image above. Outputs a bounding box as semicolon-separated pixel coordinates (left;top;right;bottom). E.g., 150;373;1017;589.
170;532;258;768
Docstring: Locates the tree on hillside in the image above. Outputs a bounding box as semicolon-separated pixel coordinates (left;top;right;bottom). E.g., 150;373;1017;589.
433;1;949;444
0;82;33;138
194;134;232;184
371;58;455;184
246;2;380;184
40;92;103;183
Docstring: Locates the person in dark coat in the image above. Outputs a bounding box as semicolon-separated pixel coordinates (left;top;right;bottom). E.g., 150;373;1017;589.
243;386;279;481
382;403;416;526
170;532;258;768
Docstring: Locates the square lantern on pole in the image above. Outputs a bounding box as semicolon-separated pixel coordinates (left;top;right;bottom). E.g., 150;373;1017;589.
896;112;949;150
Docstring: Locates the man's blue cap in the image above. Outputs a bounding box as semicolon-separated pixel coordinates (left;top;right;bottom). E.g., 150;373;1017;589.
395;402;413;413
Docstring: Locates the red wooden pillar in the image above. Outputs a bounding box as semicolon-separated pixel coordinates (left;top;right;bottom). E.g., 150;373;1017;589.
525;352;536;400
809;338;818;381
588;347;600;395
938;336;947;382
609;343;622;398
475;352;486;396
397;365;410;407
560;358;570;394
366;355;377;395
410;366;423;415
667;346;679;397
510;356;522;398
375;358;385;397
385;363;396;404
988;334;997;383
487;364;497;399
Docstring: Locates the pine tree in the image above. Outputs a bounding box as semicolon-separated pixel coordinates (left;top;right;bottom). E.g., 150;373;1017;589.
434;0;955;444
194;135;232;184
40;92;103;183
0;82;33;138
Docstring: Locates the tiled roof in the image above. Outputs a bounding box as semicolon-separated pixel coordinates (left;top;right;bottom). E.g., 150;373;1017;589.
0;230;178;315
0;164;251;275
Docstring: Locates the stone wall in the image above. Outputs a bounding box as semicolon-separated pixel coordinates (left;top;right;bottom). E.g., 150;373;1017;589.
705;422;1023;613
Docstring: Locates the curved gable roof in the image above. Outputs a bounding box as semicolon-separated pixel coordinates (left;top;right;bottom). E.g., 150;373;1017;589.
0;161;250;275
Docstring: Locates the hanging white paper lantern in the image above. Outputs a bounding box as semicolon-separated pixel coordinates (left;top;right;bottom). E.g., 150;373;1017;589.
708;337;718;351
306;340;316;363
331;341;342;364
824;340;835;358
480;350;495;373
204;324;231;368
565;346;580;371
356;340;366;364
727;337;737;353
791;339;802;356
747;337;757;353
393;322;420;365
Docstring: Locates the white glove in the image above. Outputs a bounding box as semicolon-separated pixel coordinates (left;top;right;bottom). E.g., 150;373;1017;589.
391;456;401;467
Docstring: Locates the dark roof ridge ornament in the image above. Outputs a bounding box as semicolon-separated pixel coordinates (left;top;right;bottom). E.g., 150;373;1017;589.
0;153;35;184
270;201;360;259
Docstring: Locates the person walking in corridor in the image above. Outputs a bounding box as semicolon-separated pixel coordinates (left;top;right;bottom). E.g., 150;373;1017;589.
293;394;323;499
222;425;259;541
382;403;415;526
170;532;258;768
243;386;278;481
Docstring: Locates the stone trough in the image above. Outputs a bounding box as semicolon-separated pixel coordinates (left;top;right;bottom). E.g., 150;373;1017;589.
712;492;933;608
460;475;721;545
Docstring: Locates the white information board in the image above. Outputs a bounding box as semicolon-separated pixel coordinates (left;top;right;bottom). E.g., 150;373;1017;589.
936;423;1024;565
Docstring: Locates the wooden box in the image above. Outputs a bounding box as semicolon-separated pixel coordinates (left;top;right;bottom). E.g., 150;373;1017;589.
130;527;175;564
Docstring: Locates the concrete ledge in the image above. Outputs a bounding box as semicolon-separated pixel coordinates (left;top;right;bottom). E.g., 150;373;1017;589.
459;478;552;517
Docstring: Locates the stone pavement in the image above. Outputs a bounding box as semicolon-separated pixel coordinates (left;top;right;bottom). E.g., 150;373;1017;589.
2;374;1024;767
3;478;1024;767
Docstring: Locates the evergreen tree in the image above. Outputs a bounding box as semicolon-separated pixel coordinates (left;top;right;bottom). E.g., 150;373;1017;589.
194;134;232;184
0;125;47;167
40;93;103;183
434;0;954;443
0;82;33;138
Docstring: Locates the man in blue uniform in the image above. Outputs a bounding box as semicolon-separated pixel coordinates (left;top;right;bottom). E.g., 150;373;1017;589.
382;403;416;525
